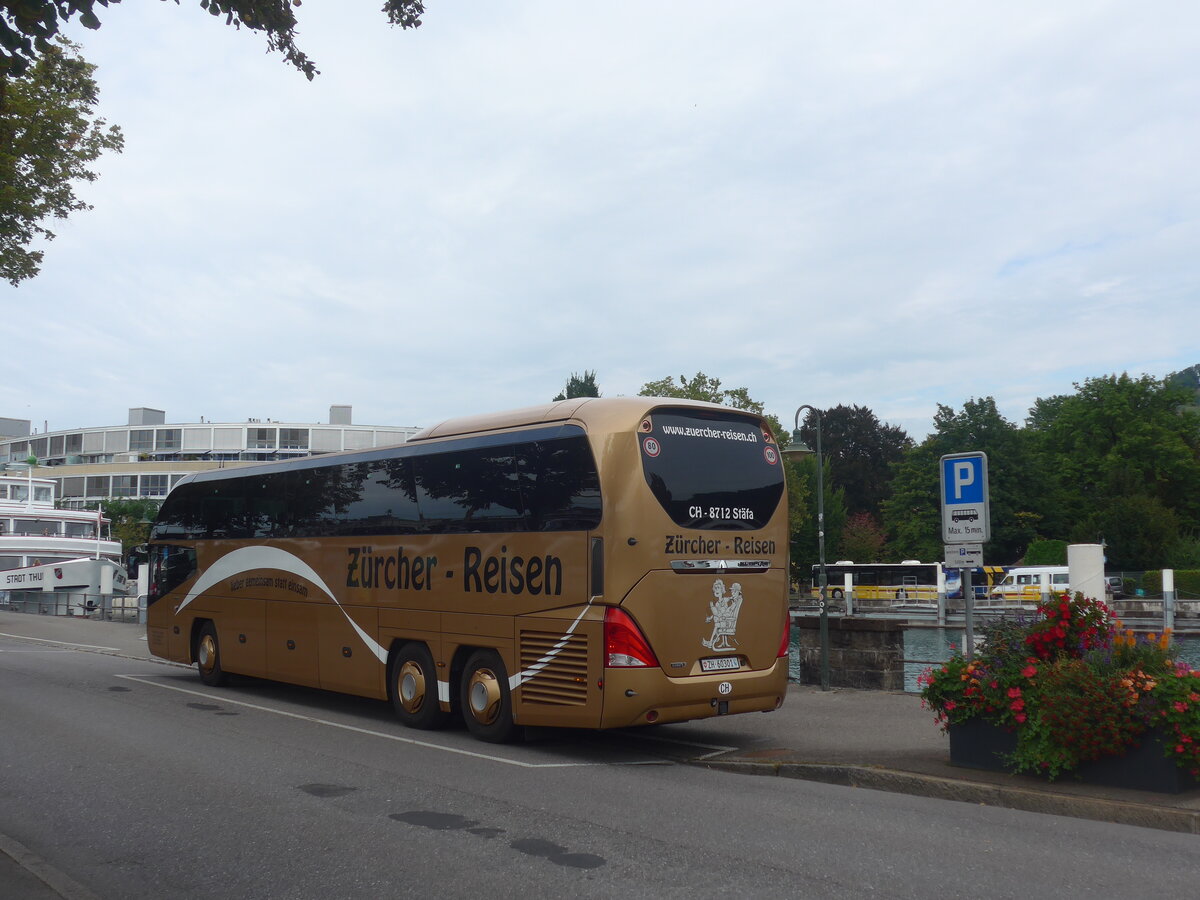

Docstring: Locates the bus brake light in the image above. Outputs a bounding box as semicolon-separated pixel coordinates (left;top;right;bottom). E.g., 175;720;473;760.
777;611;790;658
604;607;659;668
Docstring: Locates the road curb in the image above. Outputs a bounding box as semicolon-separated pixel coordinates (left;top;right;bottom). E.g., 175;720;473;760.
694;759;1200;835
0;833;102;900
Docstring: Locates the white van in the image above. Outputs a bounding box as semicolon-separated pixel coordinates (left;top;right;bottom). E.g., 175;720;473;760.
989;566;1070;603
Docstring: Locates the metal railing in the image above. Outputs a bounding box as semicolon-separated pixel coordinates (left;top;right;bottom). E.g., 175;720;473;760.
1;591;144;623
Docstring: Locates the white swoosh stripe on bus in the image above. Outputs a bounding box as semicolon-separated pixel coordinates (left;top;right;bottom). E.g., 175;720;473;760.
175;546;389;664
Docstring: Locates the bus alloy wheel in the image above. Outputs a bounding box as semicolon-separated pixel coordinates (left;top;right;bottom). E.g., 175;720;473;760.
391;642;446;730
460;650;517;743
196;622;228;687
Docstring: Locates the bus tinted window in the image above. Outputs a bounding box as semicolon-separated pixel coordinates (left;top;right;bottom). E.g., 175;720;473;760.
640;409;783;531
518;439;601;531
414;446;525;532
153;432;603;540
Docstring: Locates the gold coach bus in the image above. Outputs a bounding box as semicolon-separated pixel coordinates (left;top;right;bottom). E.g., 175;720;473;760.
145;397;790;742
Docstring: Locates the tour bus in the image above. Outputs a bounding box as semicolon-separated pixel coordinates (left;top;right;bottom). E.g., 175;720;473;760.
811;561;1008;605
145;398;790;742
813;560;948;605
988;565;1070;604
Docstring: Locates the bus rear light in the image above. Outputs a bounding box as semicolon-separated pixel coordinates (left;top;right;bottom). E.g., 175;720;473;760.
777;611;791;658
604;607;659;668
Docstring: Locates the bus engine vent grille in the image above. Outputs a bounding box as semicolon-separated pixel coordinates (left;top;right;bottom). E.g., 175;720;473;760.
518;630;589;706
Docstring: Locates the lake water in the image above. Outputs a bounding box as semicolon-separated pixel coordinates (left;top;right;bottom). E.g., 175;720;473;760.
786;625;1200;691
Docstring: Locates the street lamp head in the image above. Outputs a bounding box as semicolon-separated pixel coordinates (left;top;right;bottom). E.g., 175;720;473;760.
782;429;814;462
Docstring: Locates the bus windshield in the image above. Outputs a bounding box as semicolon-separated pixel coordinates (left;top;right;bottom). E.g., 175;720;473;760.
640;408;783;531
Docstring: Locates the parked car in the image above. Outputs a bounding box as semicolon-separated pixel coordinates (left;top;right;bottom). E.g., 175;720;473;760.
1104;575;1124;599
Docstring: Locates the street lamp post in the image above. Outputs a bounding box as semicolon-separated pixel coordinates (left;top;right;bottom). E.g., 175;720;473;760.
784;406;830;691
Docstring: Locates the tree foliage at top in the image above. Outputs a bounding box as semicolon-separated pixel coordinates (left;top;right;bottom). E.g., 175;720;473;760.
0;1;427;80
1027;373;1200;569
795;404;911;520
0;36;123;285
882;398;1048;565
552;370;600;402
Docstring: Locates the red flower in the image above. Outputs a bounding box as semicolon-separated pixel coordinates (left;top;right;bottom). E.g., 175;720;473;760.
1007;687;1022;698
1022;665;1037;678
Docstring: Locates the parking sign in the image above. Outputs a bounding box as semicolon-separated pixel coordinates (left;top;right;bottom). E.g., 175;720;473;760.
940;452;990;543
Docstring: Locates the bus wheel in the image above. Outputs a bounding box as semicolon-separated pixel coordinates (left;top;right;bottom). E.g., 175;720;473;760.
391;642;447;730
460;650;517;743
830;589;843;600
196;622;228;687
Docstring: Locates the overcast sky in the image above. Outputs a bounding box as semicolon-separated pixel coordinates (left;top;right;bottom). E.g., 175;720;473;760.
6;1;1198;439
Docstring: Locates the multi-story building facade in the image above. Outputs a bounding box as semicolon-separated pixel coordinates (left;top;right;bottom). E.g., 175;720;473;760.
0;406;419;507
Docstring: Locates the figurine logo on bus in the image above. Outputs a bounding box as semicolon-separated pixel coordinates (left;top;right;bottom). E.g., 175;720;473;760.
702;578;743;652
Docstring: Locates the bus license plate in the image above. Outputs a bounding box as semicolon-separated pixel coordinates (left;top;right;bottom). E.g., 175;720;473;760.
700;656;741;672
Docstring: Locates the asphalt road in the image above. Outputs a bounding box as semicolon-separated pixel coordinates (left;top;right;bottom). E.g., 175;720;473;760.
2;635;1197;899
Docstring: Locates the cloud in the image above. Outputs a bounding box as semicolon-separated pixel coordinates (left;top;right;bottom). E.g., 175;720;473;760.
3;1;1197;440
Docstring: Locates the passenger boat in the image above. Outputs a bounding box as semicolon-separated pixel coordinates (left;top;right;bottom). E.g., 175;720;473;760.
0;472;128;613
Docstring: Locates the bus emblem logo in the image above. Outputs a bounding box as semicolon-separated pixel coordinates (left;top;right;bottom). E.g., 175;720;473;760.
642;437;661;457
702;578;743;652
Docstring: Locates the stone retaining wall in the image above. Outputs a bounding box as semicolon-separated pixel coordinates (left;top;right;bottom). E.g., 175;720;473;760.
793;616;905;690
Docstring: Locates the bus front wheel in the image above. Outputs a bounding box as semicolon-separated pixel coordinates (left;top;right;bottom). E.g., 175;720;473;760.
460;649;517;743
391;642;448;730
196;622;228;687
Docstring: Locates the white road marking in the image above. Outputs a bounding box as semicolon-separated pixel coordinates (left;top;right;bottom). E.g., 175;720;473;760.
116;674;669;769
622;731;739;760
0;632;121;652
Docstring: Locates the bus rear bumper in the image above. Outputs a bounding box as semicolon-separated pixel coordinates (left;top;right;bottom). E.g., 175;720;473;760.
599;658;788;729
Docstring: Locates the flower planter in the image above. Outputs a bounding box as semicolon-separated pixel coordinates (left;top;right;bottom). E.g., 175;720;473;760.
948;720;1199;794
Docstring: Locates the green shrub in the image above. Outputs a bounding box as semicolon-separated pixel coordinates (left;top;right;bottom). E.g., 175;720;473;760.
1025;539;1068;566
1143;569;1200;597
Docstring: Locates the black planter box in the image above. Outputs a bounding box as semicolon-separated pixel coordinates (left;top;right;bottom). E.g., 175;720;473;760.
948;719;1199;794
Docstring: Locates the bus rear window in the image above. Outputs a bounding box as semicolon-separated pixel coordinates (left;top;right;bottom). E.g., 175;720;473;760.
639;409;784;531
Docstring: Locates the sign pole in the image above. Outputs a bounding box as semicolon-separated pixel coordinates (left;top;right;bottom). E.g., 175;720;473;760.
963;567;974;659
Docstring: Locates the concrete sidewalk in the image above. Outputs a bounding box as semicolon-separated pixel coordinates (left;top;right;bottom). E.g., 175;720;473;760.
2;610;1199;850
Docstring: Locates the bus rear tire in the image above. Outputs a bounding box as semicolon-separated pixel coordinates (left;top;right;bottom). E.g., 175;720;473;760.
460;649;517;743
196;622;228;687
390;642;447;730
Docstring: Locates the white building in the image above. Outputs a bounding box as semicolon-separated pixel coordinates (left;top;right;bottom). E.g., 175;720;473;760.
0;406;420;507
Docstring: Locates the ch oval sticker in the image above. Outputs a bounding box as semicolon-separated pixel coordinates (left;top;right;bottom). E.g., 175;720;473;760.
718;682;733;695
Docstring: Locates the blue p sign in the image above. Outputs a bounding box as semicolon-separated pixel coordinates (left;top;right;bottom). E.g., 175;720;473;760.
942;455;985;504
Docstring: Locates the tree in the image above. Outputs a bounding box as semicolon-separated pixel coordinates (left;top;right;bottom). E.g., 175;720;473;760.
0;1;427;80
882;398;1049;564
795;404;911;520
85;498;161;555
787;452;848;577
839;512;887;563
0;37;123;285
552;370;600;401
1028;374;1200;540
